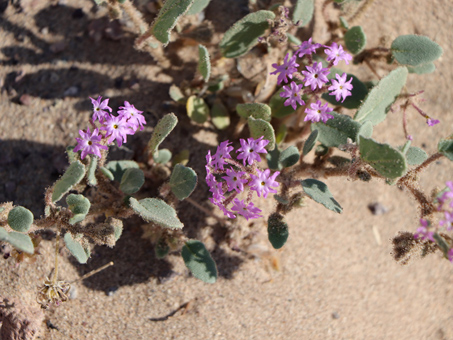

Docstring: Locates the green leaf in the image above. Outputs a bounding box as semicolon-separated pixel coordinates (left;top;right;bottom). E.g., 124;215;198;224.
292;0;314;26
322;70;368;109
120;168;145;195
407;62;436;75
312;112;361;148
130;198;184;229
155;236;170;259
52;161;86;203
170;164;197;200
356;120;373;140
303;130;318;155
100;167;114;181
148;113;178;156
64;233;89;264
247;117;276;151
105;160;139;182
267;213;289;249
275;124;287;145
266;148;282;171
8;206;33;233
186;95;209;124
433;233;450;257
391;35;443;66
301;179;342;213
172;149;190;166
286;33;301;45
0;227;34;254
181;240;217;283
405;146;428;166
211;99;230;130
220;10;275;58
153;149;173;164
344;26;366;54
279;146;300;168
438;138;453;161
169;84;185;103
339;16;349;29
66;146;78;163
198;44;211;82
86;156;98;186
236;103;271;121
354;67;408;125
269;88;296;118
186;0;210;15
151;0;195;45
359;136;407;179
66;194;90;225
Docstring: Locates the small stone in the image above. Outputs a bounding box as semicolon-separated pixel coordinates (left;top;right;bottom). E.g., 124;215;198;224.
19;94;32;106
332;311;340;319
68;285;77;299
63;86;79;96
50;41;67;54
40;27;49;35
367;202;389;216
106;286;118;296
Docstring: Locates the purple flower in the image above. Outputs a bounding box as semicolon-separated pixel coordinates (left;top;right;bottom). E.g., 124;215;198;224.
270;53;299;85
439;211;453;231
231;199;262;221
249;169;280;198
236;136;269;166
73;127;108;159
118;101;146;131
90;96;112;123
301;62;330;91
448;249;453;263
280;81;305;110
208;177;225;202
304;100;334;123
209;198;236;219
223;169;248;193
324;42;352;66
414;219;435;242
438;181;453;210
211;140;234;170
295;38;322;58
101;115;134;147
426;118;440;126
328;73;353;103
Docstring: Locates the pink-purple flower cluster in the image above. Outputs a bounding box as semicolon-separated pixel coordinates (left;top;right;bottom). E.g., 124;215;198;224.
206;137;280;221
414;181;453;262
270;40;353;123
73;96;146;159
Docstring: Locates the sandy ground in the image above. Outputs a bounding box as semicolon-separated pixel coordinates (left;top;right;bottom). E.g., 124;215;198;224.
1;0;453;339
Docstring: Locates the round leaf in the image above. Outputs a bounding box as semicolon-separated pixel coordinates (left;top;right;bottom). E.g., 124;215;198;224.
130;198;184;229
211;99;230;130
105;160;139;182
344;26;366;54
0;228;34;254
301;179;343;213
120;168;145;195
236;103;271;121
279;146;300;168
405;146;428;166
247;117;276;151
391;35;443;66
186;95;209;124
153;149;173;164
67;194;91;225
269;88;296;118
292;0;314;26
407;62;436;75
267;213;289;249
169;164;197;200
312;112;361;148
181;240;217;283
438;138;453;161
8;206;33;232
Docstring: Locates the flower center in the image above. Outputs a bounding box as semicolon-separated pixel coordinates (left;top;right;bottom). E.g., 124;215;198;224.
88;141;92;145
113;124;118;129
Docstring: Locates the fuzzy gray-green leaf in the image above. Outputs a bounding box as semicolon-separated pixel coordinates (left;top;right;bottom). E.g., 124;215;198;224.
105;160;139;182
236;103;271;121
292;0;314;26
220;10;275;58
151;0;194;45
279;146;300;168
120;168;145;195
266;148;282;171
407;62;436;75
247;117;276;151
187;95;209;124
198;44;211;82
52;161;86;203
354;67;408;125
87;156;98;186
100;167;114;181
186;0;210;15
312;112;361;148
66;146;77;163
170;164;197;200
67;194;90;225
130;197;184;229
182;240;217;283
356;120;373;140
153;149;173;164
301;179;342;213
391;35;443;66
359;136;407;179
405;146;428;166
64;233;89;264
148;113;178;155
267;213;289;249
0;227;34;254
303;130;318;155
438;138;453;161
344;26;366;54
8;206;33;233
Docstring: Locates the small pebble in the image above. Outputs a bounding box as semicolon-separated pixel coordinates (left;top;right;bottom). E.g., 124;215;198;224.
106;286;118;296
19;94;32;106
367;202;388;215
68;285;78;299
332;311;340;319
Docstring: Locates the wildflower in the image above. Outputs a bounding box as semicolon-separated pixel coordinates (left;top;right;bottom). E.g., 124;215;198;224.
118;101;146;131
90;96;112;123
295;38;322;58
279;81;305;110
439;211;453;231
328;73;353;103
448;249;453;263
270;53;299;85
438;181;453;209
426;118;440;126
301;62;330;91
231;199;262;220
211;140;234;170
414;219;435;242
237;136;269;166
210;198;236;219
324;42;352;66
249;168;280;198
304;100;334;123
101;115;134;147
73;127;108;159
223;169;248;193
